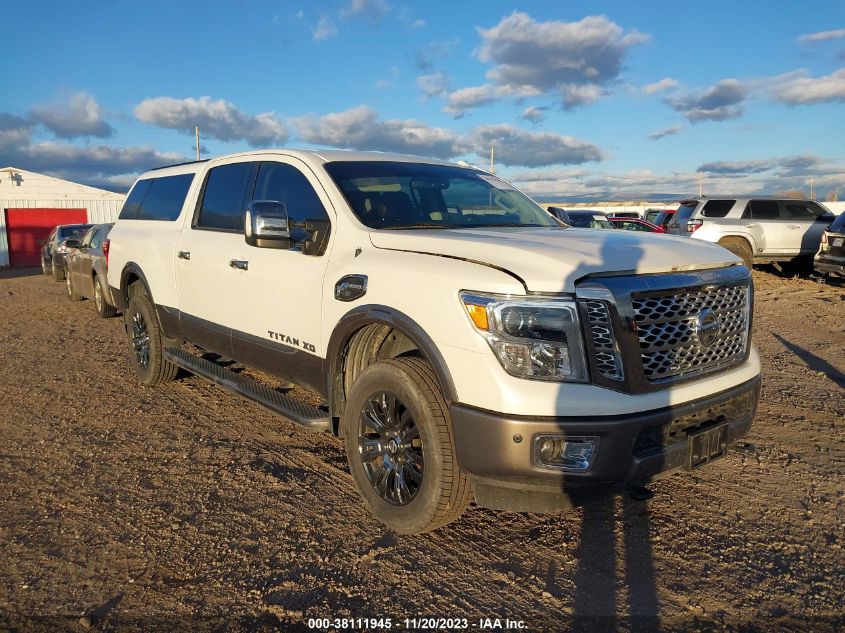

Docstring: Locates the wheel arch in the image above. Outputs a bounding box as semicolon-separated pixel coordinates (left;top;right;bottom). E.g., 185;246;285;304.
119;262;155;309
326;305;458;434
717;232;756;254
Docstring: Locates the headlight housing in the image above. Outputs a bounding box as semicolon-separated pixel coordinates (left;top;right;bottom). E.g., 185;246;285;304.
460;292;589;382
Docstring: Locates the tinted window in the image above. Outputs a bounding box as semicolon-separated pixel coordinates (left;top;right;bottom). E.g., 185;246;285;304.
136;174;194;221
701;199;735;218
253;162;329;242
196;163;255;231
565;212;612;229
654;210;675;227
668;202;696;227
829;213;845;233
90;226;106;249
325;161;556;229
58;225;92;240
781;201;826;221
119;179;152;219
80;227;96;248
743;200;779;220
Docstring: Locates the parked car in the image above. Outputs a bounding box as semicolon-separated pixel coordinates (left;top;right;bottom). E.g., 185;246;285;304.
64;223;118;317
108;150;760;534
608;217;665;233
652;209;677;230
547;207;614;229
41;223;93;281
666;197;835;268
644;208;664;223
814;212;845;280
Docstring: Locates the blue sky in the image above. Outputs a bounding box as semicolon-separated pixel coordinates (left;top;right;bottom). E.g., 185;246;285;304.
1;0;843;199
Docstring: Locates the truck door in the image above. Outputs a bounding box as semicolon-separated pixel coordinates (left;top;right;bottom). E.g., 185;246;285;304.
227;159;333;393
779;200;834;256
174;161;257;357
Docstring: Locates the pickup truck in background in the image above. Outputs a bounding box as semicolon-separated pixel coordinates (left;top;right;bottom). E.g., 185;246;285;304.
108;150;761;534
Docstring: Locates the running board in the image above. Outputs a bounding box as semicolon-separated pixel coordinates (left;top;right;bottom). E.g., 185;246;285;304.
164;347;331;431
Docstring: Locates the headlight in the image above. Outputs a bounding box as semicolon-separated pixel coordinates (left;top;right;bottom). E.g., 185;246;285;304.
460;292;589;382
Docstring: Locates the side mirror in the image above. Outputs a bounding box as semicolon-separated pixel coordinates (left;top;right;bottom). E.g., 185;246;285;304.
64;239;81;249
245;200;291;248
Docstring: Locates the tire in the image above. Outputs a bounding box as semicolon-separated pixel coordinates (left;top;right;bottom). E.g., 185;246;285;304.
718;237;753;269
93;275;118;318
52;259;65;281
123;285;178;386
342;357;472;534
65;269;82;301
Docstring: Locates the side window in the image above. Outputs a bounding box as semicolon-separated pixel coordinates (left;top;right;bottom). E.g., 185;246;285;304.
90;227;103;248
743;200;779;220
700;199;735;218
137;174;195;221
253;162;330;242
780;201;818;221
119;179;152;220
80;227;96;248
196;162;256;231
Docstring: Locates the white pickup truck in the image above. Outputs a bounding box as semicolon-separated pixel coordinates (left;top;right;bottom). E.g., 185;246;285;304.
108;149;761;534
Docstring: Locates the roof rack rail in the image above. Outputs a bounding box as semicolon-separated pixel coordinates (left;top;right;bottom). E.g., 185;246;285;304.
149;159;209;171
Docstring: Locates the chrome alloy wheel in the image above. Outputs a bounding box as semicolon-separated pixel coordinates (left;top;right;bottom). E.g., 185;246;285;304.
358;391;424;506
131;312;151;369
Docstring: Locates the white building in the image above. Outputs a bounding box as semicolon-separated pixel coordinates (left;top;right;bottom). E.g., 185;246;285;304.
0;167;125;267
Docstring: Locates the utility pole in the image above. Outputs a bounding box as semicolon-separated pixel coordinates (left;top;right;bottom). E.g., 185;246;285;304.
698;171;703;197
810;176;814;200
195;126;201;161
490;145;495;174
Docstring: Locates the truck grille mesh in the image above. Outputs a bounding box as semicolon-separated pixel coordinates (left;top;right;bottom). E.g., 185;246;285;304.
583;300;623;380
632;283;748;381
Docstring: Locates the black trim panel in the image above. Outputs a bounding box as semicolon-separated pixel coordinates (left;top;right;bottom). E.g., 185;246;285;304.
179;312;233;359
231;328;326;397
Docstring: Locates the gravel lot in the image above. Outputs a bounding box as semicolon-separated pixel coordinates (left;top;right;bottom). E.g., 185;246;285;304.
1;267;843;632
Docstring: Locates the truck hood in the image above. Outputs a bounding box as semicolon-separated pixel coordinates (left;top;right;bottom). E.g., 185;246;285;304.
369;227;739;293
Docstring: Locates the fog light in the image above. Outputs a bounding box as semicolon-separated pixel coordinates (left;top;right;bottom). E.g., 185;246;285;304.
534;435;598;471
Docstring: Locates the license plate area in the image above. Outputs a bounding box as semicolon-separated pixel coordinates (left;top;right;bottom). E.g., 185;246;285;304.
688;423;729;469
832;237;844;247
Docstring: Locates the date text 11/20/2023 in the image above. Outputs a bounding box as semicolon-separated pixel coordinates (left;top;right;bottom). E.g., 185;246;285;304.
306;617;527;630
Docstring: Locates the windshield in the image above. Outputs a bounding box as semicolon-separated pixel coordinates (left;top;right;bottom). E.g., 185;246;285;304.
58;225;92;240
565;212;613;229
324;161;558;229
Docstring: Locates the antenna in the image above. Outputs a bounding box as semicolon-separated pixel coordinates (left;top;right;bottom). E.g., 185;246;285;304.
195;126;201;161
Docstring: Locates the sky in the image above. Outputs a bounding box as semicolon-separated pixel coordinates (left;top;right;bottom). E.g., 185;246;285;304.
1;0;843;200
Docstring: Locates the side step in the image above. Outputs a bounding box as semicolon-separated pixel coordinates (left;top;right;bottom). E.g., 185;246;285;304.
164;347;331;431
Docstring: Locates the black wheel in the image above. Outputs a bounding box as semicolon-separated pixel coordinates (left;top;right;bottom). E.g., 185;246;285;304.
342;357;472;534
93;275;117;318
718;237;753;268
65;269;82;301
124;285;178;386
52;259;65;281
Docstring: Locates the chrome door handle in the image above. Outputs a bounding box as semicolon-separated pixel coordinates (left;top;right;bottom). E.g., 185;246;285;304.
177;250;191;260
745;224;757;229
788;225;801;229
229;259;249;271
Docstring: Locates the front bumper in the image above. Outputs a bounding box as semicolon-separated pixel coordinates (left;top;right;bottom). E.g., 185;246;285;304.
450;375;761;512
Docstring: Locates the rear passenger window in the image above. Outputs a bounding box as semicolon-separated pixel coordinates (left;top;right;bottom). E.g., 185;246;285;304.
700;199;735;217
136;174;194;221
118;179;152;219
781;201;820;220
253;162;330;241
196;162;256;231
743;200;779;220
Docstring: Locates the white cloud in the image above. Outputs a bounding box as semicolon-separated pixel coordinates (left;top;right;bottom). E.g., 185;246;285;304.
665;79;748;122
30;91;113;139
444;83;541;117
477;13;649;89
642;78;679;95
341;0;390;23
647;124;684;141
465;124;605;167
293;105;461;158
134;96;288;146
520;106;546;124
697;159;771;174
560;83;605;110
797;29;845;43
770;69;845;105
313;16;339;40
417;72;450;99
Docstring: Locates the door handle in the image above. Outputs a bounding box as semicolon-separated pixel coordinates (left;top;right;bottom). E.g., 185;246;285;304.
177;250;191;260
788;225;801;230
229;259;249;271
745;223;757;229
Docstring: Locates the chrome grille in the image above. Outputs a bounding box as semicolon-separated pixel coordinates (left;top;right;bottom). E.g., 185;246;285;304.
583;300;623;380
633;283;749;381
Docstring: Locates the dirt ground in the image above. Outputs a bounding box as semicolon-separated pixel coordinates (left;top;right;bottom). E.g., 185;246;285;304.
0;266;842;632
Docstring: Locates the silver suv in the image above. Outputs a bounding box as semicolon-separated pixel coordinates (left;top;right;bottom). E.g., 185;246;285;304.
667;196;835;267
